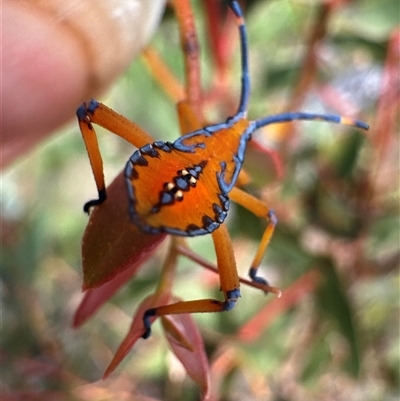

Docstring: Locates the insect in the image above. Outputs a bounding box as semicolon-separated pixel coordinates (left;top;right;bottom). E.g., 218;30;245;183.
76;0;368;340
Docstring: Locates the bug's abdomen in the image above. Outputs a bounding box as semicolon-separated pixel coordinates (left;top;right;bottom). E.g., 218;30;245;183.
125;142;229;236
125;118;250;236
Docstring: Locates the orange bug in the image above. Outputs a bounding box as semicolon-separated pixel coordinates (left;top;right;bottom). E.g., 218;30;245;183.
76;1;368;340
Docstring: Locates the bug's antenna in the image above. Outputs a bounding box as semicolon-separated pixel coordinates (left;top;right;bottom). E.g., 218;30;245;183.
254;112;369;131
229;1;250;117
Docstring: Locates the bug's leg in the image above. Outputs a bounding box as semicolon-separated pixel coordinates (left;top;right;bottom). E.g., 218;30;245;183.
76;100;154;212
76;104;107;212
176;100;204;134
229;187;277;288
142;48;203;134
236;170;252;187
142;1;204;133
175;239;282;296
142;224;240;339
174;0;206;135
142;47;185;105
171;0;203;122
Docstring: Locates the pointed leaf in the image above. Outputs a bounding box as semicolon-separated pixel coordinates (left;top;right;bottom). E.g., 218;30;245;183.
161;315;195;352
103;292;171;379
161;302;211;399
73;251;157;327
82;172;166;289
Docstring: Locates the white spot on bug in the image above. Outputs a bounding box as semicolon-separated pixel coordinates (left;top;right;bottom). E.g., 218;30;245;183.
175;190;183;200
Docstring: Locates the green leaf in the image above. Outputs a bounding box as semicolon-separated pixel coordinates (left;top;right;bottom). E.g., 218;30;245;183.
316;258;361;376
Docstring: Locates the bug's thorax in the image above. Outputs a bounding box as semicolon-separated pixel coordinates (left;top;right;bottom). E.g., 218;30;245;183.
125;117;252;236
192;117;251;160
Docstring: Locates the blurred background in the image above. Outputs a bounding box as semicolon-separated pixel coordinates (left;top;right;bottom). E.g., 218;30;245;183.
1;0;399;400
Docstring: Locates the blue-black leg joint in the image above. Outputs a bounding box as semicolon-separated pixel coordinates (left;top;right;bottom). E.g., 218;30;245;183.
83;188;107;214
86;99;100;114
76;104;87;121
76;99;100;121
249;268;270;293
222;288;241;311
142;308;157;339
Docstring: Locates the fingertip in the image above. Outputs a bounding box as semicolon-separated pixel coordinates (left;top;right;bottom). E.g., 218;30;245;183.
2;0;166;168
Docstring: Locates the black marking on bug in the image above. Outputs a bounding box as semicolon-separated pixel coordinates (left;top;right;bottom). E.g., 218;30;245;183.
218;193;230;211
173;129;210;152
217;154;242;194
213;203;227;223
153;141;173;152
188;168;199;178
214;126;253;194
204;122;227;134
125;160;139;187
152;162;207;214
130;150;148;166
173;162;206;191
160;191;175;206
185;224;208;236
140;143;160;158
174;176;190;191
202;215;220;232
129;166;139;180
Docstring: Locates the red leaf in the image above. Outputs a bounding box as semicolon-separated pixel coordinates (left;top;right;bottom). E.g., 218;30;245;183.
73;253;156;327
161;304;211;400
82;171;166;290
103;292;171;379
